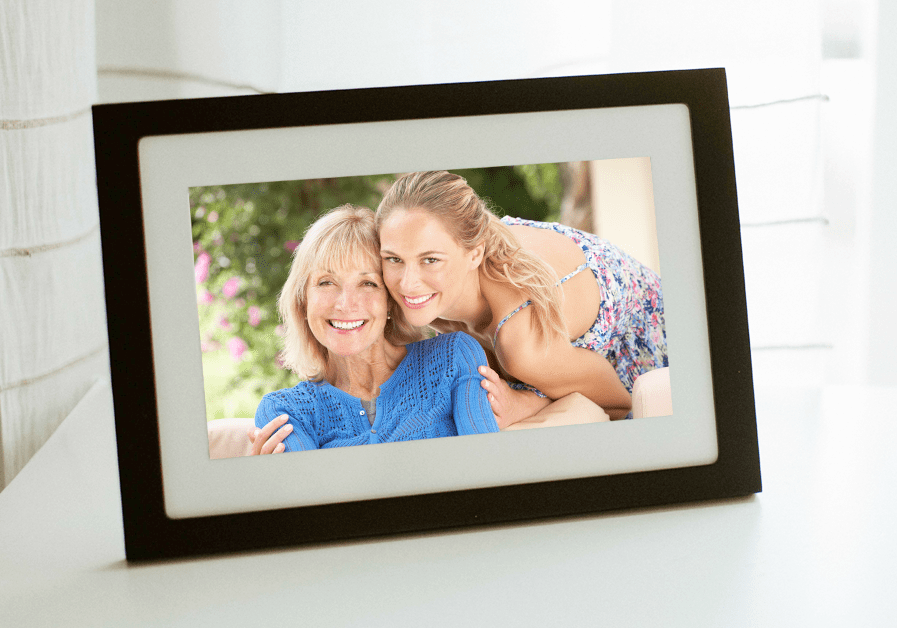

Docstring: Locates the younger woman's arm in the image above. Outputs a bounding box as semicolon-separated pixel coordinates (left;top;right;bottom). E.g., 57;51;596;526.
494;310;631;423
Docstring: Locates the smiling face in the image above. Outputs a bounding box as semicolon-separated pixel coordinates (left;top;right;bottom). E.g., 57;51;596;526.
305;259;389;360
378;208;482;326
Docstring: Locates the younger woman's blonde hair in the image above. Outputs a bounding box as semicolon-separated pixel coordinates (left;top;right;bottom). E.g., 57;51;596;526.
375;171;567;343
278;204;423;381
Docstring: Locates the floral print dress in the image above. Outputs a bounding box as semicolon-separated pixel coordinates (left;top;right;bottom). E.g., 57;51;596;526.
497;216;668;394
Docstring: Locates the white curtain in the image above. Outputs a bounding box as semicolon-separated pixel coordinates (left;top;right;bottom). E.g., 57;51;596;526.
0;0;108;487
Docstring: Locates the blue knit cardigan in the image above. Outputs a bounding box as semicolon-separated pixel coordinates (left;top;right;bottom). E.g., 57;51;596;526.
255;332;499;452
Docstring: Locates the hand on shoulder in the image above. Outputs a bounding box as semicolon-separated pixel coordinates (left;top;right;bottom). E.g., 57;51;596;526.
478;364;550;428
248;414;292;455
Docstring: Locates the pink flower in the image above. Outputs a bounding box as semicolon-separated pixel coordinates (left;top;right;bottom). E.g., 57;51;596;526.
274;324;285;337
219;317;231;330
207;211;219;223
248;305;261;327
222;277;240;299
284;241;300;253
198;290;215;304
227;337;248;361
194;252;211;284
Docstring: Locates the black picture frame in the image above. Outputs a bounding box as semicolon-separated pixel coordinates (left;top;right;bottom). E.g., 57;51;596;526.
93;68;760;561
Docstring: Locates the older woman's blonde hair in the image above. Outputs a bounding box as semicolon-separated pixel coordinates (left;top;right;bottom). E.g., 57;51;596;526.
375;171;567;342
278;204;423;381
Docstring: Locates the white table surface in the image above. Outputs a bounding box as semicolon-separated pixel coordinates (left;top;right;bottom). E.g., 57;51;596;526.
2;379;895;627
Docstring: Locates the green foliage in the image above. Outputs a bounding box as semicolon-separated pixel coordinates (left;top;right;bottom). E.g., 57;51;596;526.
191;165;562;421
453;164;563;222
512;163;564;222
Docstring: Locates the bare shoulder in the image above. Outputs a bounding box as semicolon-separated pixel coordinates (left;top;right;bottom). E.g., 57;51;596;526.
506;224;586;273
505;224;600;340
493;305;568;379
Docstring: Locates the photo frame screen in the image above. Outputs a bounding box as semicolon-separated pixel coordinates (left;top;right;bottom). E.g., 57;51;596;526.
192;160;668;428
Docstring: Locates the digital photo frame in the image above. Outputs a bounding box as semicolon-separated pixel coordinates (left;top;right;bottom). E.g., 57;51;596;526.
93;68;761;561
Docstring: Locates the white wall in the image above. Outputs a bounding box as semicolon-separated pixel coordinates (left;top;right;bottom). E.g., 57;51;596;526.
96;0;614;101
96;0;282;102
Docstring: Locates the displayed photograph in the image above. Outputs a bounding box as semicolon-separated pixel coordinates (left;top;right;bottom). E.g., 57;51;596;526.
196;161;673;460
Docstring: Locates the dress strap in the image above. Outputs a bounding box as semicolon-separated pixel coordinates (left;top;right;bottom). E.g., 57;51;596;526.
491;262;589;349
492;300;532;349
557;262;589;285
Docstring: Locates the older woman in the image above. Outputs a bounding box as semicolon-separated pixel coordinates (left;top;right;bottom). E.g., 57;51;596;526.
250;204;498;455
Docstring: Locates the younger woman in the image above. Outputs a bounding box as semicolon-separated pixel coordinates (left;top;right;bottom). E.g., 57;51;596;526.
376;171;667;426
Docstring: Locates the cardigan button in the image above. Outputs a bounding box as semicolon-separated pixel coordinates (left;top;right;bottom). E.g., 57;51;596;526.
359;410;365;415
371;429;377;434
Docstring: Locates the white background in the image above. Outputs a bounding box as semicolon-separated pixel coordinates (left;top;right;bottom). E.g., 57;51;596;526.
3;0;893;486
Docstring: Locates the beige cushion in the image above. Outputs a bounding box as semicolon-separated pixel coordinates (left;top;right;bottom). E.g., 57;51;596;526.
208;418;255;459
631;367;672;419
501;392;610;430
